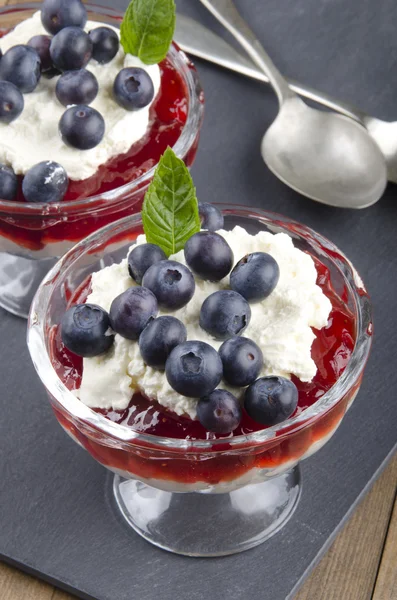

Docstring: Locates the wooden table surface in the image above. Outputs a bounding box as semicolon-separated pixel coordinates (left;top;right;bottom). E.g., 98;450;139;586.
0;0;396;598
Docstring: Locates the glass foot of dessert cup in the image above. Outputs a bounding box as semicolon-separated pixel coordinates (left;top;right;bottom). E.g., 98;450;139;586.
27;207;373;557
112;468;301;556
0;2;204;319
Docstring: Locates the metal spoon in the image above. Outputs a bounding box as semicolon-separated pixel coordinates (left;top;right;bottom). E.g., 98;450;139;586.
175;14;397;186
196;0;387;208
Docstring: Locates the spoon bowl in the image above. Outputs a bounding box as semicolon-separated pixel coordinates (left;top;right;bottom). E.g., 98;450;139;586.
199;0;388;209
175;14;397;187
262;97;387;208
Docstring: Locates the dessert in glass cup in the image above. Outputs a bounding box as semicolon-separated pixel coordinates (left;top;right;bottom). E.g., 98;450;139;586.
28;150;372;556
0;0;203;317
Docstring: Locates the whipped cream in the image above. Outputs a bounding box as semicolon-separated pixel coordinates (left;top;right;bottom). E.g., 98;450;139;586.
77;226;332;419
0;12;161;181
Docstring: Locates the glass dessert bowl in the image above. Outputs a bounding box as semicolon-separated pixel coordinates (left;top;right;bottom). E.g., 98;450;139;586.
27;206;372;556
0;2;204;318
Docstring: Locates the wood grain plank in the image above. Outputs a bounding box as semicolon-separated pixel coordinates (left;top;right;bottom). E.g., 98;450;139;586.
0;563;77;600
372;492;397;600
0;562;53;600
51;590;77;600
52;590;77;600
295;454;397;600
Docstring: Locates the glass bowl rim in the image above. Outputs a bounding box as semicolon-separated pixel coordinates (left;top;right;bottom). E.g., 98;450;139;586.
0;1;204;215
27;206;373;450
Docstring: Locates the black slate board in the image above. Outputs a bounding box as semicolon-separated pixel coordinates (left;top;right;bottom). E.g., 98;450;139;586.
1;0;397;599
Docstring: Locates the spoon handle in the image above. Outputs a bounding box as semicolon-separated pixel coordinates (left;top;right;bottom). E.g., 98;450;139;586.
198;0;294;105
175;14;366;124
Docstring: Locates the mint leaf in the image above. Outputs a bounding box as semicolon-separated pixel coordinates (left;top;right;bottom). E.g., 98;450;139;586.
142;148;200;257
120;0;176;65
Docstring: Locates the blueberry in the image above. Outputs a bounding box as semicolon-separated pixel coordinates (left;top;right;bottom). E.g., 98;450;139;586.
142;260;195;310
89;27;119;64
165;341;222;397
0;45;41;93
230;252;280;302
109;287;158;340
41;0;87;35
27;35;53;71
219;337;263;387
61;303;114;357
245;376;299;426
113;67;154;111
197;389;242;434
50;27;92;71
0;81;24;124
128;243;166;284
200;290;251;340
139;316;187;370
198;202;224;232
184;232;234;281
0;164;18;201
56;69;98;107
59;105;105;150
22;161;68;203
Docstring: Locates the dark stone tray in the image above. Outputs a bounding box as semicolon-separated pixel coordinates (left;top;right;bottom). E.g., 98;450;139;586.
1;0;396;599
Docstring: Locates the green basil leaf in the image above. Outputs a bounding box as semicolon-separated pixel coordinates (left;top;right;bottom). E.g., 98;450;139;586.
142;147;200;257
120;0;176;65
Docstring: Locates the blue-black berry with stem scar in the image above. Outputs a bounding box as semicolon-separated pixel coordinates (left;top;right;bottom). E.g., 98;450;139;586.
245;376;299;425
200;290;251;340
165;341;222;397
61;304;114;357
109;287;158;340
197;389;242;434
139;316;187;370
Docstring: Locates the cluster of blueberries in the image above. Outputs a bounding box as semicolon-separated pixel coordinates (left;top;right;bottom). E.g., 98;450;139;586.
0;0;155;204
61;203;299;434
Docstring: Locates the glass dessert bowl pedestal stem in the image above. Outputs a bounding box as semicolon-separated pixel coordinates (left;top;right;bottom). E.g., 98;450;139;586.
112;467;302;556
0;2;204;319
27;208;372;556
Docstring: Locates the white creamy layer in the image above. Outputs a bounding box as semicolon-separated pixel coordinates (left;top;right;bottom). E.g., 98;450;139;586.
77;226;332;419
0;235;72;258
0;12;161;180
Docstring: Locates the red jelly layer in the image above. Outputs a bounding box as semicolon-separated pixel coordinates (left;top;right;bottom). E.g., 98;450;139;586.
0;46;200;250
51;255;356;442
